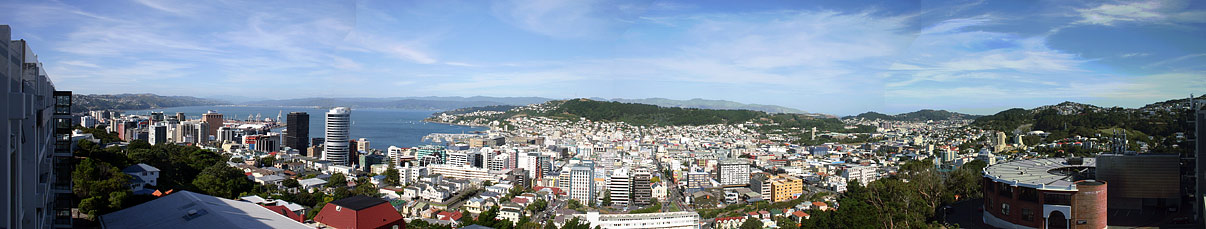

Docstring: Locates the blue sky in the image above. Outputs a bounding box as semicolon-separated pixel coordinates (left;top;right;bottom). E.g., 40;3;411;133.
2;0;1204;115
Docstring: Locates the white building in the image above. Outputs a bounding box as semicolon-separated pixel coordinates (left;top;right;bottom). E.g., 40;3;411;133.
608;168;631;207
570;166;595;202
1;29;76;228
716;160;750;187
579;211;700;229
428;164;493;181
841;165;878;186
123;164;161;192
324;107;351;165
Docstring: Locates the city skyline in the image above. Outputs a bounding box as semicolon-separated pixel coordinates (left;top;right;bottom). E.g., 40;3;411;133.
1;0;1204;115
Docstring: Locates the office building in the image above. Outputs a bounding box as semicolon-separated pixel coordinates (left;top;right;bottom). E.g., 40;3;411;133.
175;112;186;122
324;107;351;166
201;111;223;142
981;158;1106;229
217;127;237;143
632;170;653;206
716;160;751;187
427;164;493;181
1;25;75;228
770;175;802;202
841;165;879;186
284;112;309;151
149;124;167;145
608;168;631;207
570;166;595;202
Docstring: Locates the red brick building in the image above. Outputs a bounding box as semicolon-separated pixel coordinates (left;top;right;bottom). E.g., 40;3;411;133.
314;196;405;229
981;158;1107;229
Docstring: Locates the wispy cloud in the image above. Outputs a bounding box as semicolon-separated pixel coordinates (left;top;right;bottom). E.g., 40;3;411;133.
1074;0;1206;26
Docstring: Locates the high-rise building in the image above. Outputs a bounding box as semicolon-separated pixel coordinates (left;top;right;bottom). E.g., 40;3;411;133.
570;166;595;203
1194;98;1205;223
1;25;75;228
716;160;751;187
632;170;653;206
201;111;223;142
175;112;186;122
608;169;631;207
324;107;351;166
149;125;167;145
284;112;309;151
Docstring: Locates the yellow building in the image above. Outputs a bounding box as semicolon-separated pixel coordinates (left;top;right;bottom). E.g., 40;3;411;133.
770;175;803;202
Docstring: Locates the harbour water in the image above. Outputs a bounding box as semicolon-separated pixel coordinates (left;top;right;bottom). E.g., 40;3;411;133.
125;106;486;149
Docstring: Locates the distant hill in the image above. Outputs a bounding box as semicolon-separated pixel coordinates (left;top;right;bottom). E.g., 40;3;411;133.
435;99;875;132
243;96;552;111
609;98;814;115
971;95;1203;142
847;109;980;121
72;93;227;113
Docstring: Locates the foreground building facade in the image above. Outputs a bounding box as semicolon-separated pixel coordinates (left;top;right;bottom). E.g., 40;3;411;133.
1;25;74;228
982;158;1106;229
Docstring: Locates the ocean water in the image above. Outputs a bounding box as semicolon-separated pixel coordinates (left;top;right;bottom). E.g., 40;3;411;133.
125;106;486;149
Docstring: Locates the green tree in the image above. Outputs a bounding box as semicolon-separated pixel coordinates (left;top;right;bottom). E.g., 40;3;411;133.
193;163;253;198
601;190;612;206
382;167;400;186
739;218;763;229
282;178;301;189
108;191;131;210
327;173;347;188
79;196;106;220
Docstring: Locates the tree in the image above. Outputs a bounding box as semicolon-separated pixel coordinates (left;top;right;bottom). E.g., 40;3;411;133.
193;163;253;198
79;196;106;220
526;198;548;214
383;167;400;186
567;199;584;210
282;178;301;189
108;191;131;210
739;218;763;229
601;190;612;206
327;173;347;188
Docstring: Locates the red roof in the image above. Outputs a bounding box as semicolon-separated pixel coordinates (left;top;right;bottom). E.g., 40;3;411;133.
261;205;304;222
792;211;809;217
437;211;463;221
314;196;405;229
511;197;529;204
533;186;566;195
813;201;827;207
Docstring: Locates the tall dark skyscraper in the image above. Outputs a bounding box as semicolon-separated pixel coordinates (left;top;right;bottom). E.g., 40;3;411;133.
285;112;310;151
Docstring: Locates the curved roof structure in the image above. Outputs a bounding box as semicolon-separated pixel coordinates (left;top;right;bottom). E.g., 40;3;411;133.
982;158;1096;191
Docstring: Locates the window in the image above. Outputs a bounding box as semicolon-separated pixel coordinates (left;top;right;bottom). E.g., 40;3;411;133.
1019;188;1039;202
1044;193;1071;205
1022;208;1034;221
1001;203;1010;216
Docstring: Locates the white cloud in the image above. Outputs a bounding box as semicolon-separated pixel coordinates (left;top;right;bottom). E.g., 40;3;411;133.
1075;0;1206;26
886;17;1089;88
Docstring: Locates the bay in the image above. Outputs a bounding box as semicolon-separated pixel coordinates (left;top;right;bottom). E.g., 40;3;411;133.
124;106;486;149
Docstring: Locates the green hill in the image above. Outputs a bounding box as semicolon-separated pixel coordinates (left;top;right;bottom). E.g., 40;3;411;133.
437;99;874;133
72;93;227;113
848;109;979;121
